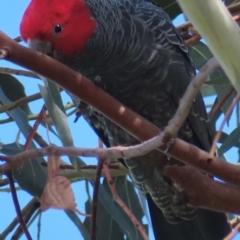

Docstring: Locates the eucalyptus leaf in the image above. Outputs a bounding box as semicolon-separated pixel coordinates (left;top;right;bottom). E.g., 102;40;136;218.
0;73;31;114
189;42;213;70
201;84;216;98
218;131;240;149
0;142;25;155
224;0;240;5
39;84;84;167
0;88;47;197
93;179;139;240
45;79;65;113
160;0;182;19
65;210;90;240
218;126;240;156
103;176;147;240
214;85;235;121
84;199;124;240
206;77;231;86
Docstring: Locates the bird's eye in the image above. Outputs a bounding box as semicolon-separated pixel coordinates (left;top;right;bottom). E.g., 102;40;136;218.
53;24;63;35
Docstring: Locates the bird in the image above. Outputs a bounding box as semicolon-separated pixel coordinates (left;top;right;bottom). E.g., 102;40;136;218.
20;0;231;239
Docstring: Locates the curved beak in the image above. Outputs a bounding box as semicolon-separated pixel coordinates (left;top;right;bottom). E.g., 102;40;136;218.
27;39;53;56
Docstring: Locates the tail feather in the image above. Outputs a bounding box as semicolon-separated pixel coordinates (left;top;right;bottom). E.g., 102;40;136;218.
147;194;231;240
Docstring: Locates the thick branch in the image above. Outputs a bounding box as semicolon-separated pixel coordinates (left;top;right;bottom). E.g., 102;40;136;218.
1;32;240;186
165;166;240;213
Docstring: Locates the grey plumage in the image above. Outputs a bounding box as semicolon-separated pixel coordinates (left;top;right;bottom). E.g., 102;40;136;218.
26;0;231;238
62;0;211;223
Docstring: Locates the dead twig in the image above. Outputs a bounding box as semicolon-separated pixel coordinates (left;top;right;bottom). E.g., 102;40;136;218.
7;172;32;240
91;140;104;240
164;57;219;138
209;95;240;156
103;161;149;240
224;222;240;240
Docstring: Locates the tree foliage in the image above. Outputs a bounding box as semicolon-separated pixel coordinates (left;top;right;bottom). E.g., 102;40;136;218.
0;0;240;239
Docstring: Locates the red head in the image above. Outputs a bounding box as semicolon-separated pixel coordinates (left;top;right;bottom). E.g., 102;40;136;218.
20;0;97;56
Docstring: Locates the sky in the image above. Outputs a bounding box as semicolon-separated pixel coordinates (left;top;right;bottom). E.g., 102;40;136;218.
0;1;239;240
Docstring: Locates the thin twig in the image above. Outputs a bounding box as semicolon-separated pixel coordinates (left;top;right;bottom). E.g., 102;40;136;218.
37;211;42;240
184;34;201;45
7;172;33;240
2;141;240;188
24;105;46;151
230;216;240;228
11;200;40;240
224;222;240;240
33;131;49;148
164;57;219;138
209;87;235;119
103;161;149;240
41;162;120;170
0;198;38;239
0;114;43;124
209;95;240;156
91;140;104;240
0;67;39;79
0;92;41;113
1;31;240;191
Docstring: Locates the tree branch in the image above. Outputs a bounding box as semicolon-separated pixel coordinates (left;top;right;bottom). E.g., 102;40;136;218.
165;57;219;138
0;31;240;190
7;172;32;240
1;143;240;189
91;141;104;240
165;165;240;213
103;162;149;240
0;67;39;79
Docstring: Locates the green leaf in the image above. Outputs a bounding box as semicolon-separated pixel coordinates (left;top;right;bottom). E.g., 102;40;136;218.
160;0;182;19
214;85;235;121
206;76;231;86
103;176;147;240
201;84;216;98
189;42;213;70
218;126;240;156
39;83;84;167
45;80;65;113
84;199;124;240
65;210;90;240
137;192;150;223
0;88;47;197
0;73;31;114
108;177;144;223
0;142;25;155
189;41;235;119
224;0;240;5
218;131;240;149
91;179;139;240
